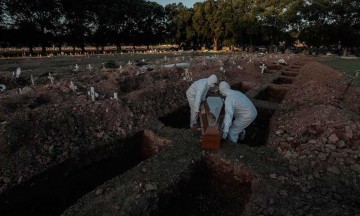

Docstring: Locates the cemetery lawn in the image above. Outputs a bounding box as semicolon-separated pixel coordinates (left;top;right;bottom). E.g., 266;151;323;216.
321;57;360;87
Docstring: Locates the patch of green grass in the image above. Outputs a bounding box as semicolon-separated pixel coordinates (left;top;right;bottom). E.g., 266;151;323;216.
321;57;360;87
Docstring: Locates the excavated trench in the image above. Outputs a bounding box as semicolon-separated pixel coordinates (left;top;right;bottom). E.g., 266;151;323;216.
272;77;294;85
267;65;282;70
0;130;168;216
240;105;275;146
159;106;190;129
282;71;298;77
158;157;252;216
255;85;288;103
231;82;251;93
0;76;31;90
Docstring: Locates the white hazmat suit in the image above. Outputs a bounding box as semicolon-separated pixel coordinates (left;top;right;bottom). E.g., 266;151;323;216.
219;81;257;143
186;74;218;128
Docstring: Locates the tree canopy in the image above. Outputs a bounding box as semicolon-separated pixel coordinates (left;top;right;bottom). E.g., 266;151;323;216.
0;0;359;54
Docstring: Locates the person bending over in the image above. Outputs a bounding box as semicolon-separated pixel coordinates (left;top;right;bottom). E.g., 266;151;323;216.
186;74;218;129
219;81;257;143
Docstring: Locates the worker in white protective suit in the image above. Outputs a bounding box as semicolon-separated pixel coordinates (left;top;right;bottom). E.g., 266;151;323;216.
219;81;257;143
186;74;218;129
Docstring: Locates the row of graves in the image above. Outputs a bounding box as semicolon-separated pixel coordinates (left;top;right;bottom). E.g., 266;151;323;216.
0;52;309;216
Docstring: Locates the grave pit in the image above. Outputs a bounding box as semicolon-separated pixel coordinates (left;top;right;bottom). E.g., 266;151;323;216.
0;130;170;216
255;85;288;103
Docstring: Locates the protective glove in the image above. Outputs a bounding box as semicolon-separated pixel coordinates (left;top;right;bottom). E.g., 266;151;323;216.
222;132;228;140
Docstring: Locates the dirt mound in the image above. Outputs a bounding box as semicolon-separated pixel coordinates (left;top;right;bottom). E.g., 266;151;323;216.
268;61;360;176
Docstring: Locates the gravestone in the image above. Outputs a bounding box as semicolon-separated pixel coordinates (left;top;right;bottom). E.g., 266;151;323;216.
16;68;21;78
113;93;118;100
87;87;99;101
74;64;79;72
69;81;77;92
87;64;93;71
48;73;54;84
31;75;35;85
260;64;267;74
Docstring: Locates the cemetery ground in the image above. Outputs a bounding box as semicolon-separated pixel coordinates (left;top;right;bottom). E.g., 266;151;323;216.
0;52;359;216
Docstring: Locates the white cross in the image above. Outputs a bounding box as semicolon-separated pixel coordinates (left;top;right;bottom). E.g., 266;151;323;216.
87;87;98;101
69;81;77;92
260;64;267;74
16;68;21;78
113;92;118;100
74;64;79;71
31;75;35;85
127;61;132;65
48;73;54;84
164;56;168;61
87;64;93;71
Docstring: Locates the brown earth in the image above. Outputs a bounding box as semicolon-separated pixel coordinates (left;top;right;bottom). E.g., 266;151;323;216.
0;53;359;216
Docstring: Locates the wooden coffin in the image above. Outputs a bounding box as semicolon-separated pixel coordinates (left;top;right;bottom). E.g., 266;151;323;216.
199;97;225;150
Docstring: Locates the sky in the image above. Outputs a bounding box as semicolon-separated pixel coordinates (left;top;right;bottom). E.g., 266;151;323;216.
152;0;205;8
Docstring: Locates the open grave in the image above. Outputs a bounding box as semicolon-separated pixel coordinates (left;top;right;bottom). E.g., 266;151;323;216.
281;71;298;77
231;82;252;93
240;105;275;146
158;156;252;216
0;130;170;216
255;85;288;103
272;76;294;85
158;106;190;129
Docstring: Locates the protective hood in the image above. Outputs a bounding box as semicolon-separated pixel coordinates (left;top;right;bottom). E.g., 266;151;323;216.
207;74;217;87
219;81;231;96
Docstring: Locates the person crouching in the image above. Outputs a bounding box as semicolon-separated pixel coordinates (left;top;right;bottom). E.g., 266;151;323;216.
219;81;257;143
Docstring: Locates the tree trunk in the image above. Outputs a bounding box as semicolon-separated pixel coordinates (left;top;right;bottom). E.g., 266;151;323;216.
41;26;46;55
41;44;46;55
28;45;34;54
147;44;150;50
73;44;76;52
343;47;347;56
116;43;121;51
213;38;218;51
58;44;62;52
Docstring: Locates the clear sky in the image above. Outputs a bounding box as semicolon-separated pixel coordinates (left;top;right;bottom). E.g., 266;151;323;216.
152;0;205;8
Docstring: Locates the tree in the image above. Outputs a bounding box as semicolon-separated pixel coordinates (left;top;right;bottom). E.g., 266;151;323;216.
164;3;186;44
193;0;226;50
138;1;167;49
61;0;95;52
329;0;360;54
5;0;62;54
255;0;297;52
